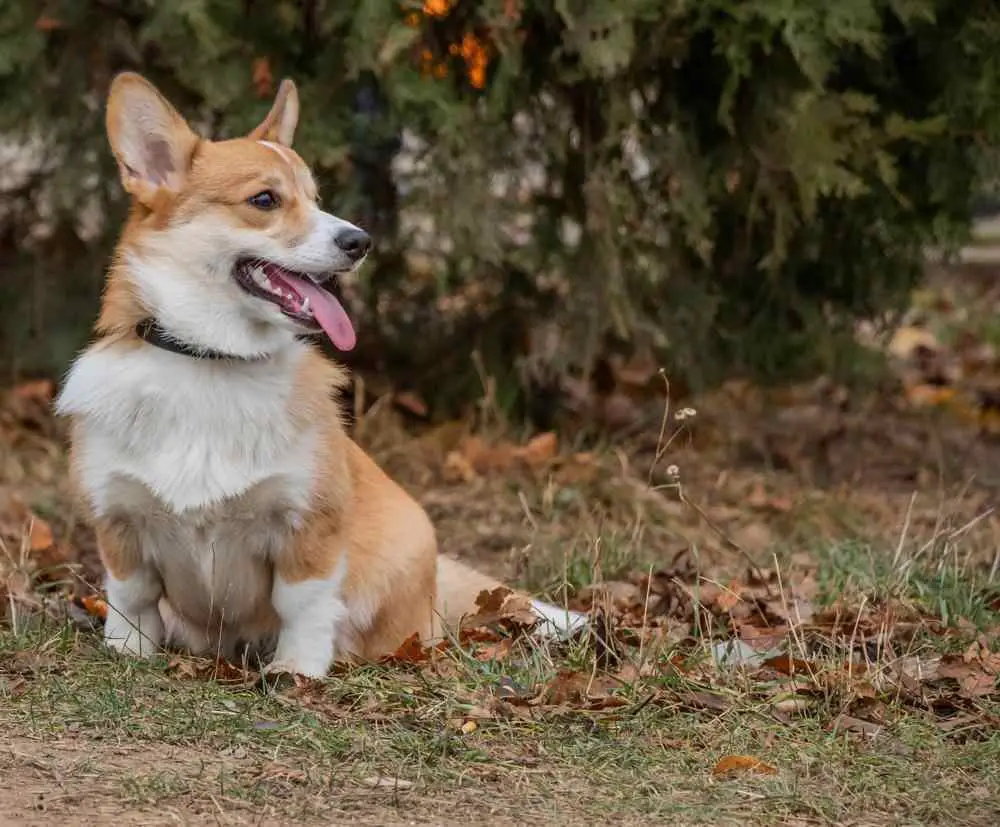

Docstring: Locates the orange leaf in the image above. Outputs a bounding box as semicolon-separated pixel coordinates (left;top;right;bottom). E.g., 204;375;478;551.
381;632;429;664
78;595;108;621
712;755;777;777
761;655;815;675
514;431;557;467
34;16;63;32
29;516;54;551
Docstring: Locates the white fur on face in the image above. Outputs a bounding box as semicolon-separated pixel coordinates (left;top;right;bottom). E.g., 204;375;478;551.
124;203;366;359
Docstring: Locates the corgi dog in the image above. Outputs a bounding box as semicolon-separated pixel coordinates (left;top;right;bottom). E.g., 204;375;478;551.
54;72;584;678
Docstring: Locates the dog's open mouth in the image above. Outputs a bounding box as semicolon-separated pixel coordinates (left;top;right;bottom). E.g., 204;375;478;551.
233;259;356;351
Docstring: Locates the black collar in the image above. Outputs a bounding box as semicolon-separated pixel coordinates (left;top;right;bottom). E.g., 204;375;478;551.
134;318;270;362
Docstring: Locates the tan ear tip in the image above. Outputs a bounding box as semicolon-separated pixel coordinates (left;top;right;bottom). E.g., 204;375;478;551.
110;70;145;88
107;70;151;103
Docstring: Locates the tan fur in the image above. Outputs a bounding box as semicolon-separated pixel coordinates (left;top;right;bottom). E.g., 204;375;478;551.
62;72;544;674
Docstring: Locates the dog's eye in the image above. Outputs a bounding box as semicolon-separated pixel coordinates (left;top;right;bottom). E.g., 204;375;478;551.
248;190;280;210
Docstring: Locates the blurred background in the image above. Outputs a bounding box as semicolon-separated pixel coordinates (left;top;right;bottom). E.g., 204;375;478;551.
3;0;1000;591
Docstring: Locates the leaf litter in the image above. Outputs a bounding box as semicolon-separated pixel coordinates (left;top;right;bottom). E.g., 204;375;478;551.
1;325;1000;751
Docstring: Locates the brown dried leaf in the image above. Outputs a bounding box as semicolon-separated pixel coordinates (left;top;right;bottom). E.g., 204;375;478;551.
514;431;558;467
461;587;538;632
527;668;628;710
28;516;53;552
829;714;884;738
675;690;731;713
712;755;777;777
761;655;815;675
381;632;429;665
937;654;998;698
167;656;257;685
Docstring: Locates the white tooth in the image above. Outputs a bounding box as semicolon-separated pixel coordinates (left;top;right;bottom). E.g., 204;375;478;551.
302;297;311;314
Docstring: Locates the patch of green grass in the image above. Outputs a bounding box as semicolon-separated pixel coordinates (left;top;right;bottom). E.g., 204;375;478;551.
2;613;1000;826
815;539;1000;632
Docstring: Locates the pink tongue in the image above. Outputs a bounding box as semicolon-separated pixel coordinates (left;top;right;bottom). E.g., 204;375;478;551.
277;272;356;352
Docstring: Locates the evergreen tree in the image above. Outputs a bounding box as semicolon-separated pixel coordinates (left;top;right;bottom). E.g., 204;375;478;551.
2;0;999;407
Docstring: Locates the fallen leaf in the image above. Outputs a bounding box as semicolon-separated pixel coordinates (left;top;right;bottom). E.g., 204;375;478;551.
474;638;513;662
28;516;53;551
513;431;558;467
380;632;429;665
746;483;793;513
442;449;477;483
905;383;956;408
167;656;257;685
76;595;108;621
937;654;998;698
460;720;477;734
460;587;539;632
572;580;643;613
760;655;815;675
829;714;883;738
675;690;731;713
712;755;777;777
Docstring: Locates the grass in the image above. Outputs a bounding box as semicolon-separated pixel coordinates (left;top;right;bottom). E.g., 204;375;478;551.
2;521;999;827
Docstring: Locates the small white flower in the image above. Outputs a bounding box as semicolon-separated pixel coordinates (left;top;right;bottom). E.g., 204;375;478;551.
666;464;680;477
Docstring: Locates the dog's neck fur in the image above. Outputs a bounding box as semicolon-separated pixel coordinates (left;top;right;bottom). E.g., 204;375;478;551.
95;222;301;361
58;240;351;517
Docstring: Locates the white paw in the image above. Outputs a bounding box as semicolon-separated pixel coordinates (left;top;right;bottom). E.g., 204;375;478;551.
262;658;328;680
104;609;164;658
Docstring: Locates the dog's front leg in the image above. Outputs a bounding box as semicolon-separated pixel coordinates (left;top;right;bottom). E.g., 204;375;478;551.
98;521;164;658
265;552;349;679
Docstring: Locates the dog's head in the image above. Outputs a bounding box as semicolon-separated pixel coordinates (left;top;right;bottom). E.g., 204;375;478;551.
103;72;366;357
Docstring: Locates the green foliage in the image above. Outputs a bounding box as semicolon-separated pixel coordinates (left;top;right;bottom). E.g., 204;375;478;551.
1;0;999;405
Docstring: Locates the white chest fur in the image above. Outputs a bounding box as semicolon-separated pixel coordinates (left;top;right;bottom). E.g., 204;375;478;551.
56;340;318;515
55;341;321;653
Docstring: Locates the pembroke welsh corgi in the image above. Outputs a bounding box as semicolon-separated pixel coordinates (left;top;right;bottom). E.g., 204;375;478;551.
54;71;585;678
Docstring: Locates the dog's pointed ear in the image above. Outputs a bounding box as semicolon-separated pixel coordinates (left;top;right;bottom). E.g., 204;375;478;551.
248;79;299;146
106;72;199;204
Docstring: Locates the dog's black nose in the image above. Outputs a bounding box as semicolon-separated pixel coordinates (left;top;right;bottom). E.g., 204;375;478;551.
335;227;372;261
